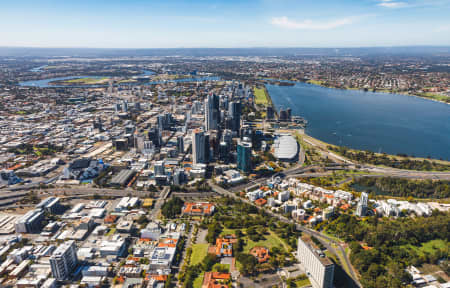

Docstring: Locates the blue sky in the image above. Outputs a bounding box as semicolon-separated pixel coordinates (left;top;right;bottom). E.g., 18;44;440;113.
1;0;450;48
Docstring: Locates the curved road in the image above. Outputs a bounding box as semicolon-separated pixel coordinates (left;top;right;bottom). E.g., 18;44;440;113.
208;180;362;287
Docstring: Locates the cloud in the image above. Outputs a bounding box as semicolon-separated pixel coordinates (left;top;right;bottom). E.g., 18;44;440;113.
435;24;450;32
376;0;450;8
377;0;408;8
270;16;353;30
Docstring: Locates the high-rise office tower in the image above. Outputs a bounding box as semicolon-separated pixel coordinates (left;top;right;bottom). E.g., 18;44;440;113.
205;94;219;131
192;129;209;164
237;141;252;173
177;135;184;154
148;127;162;148
228;101;241;133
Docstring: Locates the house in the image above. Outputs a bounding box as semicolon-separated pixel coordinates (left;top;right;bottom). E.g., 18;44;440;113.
250;246;270;263
254;198;267;206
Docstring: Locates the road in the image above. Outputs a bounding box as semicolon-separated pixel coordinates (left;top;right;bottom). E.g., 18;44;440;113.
208;180;362;287
150;186;170;221
175;225;194;287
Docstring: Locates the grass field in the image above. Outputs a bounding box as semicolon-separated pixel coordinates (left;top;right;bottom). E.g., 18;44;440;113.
415;92;449;103
295;278;311;287
402;239;449;257
220;228;289;252
190;243;209;265
244;231;289;252
220;228;237;236
106;228;116;236
65;77;109;84
253;87;270;106
212;263;230;272
193;274;204;288
306;79;324;86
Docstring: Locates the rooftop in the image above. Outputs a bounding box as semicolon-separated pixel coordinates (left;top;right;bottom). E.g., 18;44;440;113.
274;134;299;160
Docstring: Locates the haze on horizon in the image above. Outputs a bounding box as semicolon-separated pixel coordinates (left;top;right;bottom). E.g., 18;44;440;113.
1;0;450;49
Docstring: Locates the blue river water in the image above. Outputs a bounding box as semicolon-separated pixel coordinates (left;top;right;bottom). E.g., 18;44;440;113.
266;82;450;160
19;70;219;88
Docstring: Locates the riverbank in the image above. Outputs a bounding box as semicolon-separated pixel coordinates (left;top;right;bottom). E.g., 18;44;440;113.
263;83;450;167
300;132;450;172
253;85;274;107
263;77;450;105
263;77;450;104
303;79;450;105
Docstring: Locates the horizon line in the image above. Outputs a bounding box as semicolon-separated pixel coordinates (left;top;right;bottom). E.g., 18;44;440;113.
1;45;450;50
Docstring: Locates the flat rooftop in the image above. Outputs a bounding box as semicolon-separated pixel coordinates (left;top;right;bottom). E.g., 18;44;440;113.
300;235;333;266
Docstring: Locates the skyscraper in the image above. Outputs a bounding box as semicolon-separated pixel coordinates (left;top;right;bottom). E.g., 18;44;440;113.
228;101;241;133
237;141;252;173
266;106;275;120
356;192;369;217
205;93;219;131
192;129;209;164
148;127;162;148
177;135;184;154
50;240;78;280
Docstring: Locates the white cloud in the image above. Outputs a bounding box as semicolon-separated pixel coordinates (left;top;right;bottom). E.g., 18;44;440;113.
378;0;408;8
435;24;450;32
270;16;353;30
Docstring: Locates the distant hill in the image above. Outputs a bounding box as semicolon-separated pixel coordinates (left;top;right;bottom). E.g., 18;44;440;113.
0;46;449;58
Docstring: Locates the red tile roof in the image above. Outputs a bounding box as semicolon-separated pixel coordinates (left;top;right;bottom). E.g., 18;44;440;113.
202;272;231;288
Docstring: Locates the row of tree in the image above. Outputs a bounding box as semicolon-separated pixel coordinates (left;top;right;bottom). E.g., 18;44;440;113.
354;177;450;199
328;145;450;171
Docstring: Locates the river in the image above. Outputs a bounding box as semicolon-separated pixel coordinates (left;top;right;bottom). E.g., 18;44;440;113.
266;82;450;160
18;70;219;88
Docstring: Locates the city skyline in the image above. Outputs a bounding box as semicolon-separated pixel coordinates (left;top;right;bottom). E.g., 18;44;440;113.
1;0;450;48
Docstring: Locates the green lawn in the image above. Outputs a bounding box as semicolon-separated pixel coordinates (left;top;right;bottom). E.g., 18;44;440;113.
65;77;109;84
306;79;324;86
212;263;230;272
243;230;288;252
420;239;448;254
416;92;449;103
401;239;448;257
253;87;269;106
190;243;209;265
220;228;237;236
295;278;311;287
193;273;204;288
106;228;116;236
333;244;351;275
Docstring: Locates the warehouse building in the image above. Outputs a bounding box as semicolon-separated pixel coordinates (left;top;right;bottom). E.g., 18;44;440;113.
15;209;45;233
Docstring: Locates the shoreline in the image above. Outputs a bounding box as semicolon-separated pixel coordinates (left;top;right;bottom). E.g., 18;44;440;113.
305;80;450;105
262;82;450;164
262;77;450;105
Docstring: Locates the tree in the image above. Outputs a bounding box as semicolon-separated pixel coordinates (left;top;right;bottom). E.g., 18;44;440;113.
236;253;258;276
161;197;184;218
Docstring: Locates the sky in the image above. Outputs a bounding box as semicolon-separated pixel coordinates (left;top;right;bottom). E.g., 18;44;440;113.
1;0;450;48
